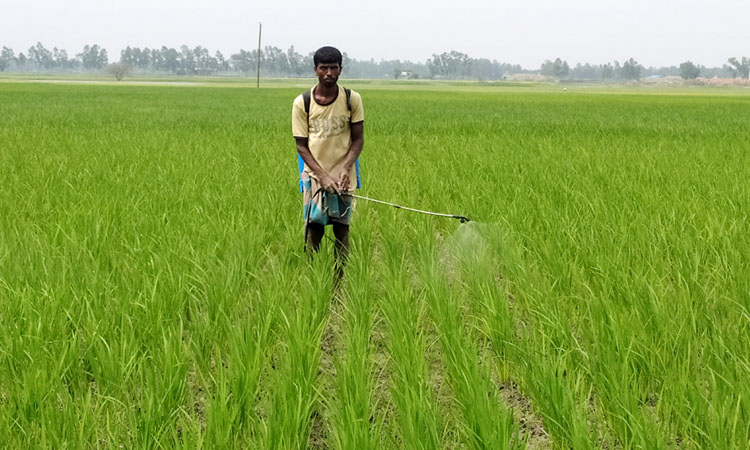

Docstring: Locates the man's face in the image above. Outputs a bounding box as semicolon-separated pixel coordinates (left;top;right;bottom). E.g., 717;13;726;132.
315;62;341;88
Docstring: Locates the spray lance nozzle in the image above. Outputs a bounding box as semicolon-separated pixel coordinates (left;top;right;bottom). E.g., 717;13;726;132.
454;215;471;224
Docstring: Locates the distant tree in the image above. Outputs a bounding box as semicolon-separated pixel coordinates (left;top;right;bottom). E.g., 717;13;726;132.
498;62;524;76
540;59;554;76
287;46;303;76
184;46;214;75
52;47;72;70
26;44;38;68
78;44;107;70
613;60;622;78
679;61;700;80
121;47;136;67
121;46;150;71
428;51;470;79
346;57;375;78
150;47;166;72
449;51;471;78
0;46;14;71
230;49;256;73
621;58;642;80
470;58;495;81
570;62;598;80
647;65;679;77
263;45;288;76
193;46;213;74
428;54;446;78
540;58;569;78
727;57;749;79
16;52;26;70
178;45;195;74
135;48;151;71
601;63;615;79
159;46;180;73
415;52;519;80
553;58;569;78
303;51;314;71
108;62;130;81
79;45;99;69
485;59;510;79
28;42;54;70
215;51;229;72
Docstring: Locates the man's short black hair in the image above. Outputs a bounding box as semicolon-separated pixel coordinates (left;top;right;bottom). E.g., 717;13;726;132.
314;46;343;68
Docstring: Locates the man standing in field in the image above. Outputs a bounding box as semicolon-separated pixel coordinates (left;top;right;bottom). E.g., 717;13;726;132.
292;46;364;280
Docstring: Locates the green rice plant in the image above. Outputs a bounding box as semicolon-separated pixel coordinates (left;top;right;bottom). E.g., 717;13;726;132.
258;253;331;450
416;231;524;449
325;222;382;450
378;222;443;450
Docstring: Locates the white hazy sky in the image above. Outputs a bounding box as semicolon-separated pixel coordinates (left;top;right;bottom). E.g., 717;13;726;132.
3;0;747;69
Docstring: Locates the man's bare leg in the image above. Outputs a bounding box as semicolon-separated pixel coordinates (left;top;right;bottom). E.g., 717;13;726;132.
306;223;325;253
332;222;349;288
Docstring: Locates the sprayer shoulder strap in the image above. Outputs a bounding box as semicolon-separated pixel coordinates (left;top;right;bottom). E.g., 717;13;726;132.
302;87;352;126
302;89;311;116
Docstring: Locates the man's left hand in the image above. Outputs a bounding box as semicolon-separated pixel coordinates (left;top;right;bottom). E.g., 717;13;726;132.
333;168;351;193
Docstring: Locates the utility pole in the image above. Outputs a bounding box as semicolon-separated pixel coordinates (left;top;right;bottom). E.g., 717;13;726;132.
256;22;262;88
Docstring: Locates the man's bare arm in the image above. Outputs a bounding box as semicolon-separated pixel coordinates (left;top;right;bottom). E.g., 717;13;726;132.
295;137;338;192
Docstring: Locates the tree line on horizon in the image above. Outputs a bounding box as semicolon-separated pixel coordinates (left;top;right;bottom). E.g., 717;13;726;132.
1;42;748;81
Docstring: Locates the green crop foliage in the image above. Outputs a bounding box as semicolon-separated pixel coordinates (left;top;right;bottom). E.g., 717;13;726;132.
0;80;748;449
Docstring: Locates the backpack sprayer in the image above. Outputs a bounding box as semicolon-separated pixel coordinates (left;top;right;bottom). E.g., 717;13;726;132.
343;192;470;224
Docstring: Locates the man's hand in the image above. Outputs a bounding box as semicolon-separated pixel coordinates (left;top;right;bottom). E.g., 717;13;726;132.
335;169;351;193
319;174;339;193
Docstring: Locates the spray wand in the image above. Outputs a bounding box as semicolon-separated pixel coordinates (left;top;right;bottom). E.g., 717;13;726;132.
343;192;470;224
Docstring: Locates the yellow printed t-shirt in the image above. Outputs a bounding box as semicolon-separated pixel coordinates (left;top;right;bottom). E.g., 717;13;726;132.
292;86;364;188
